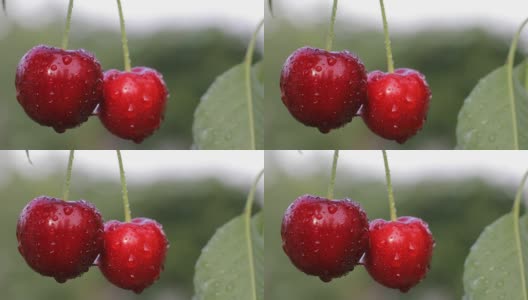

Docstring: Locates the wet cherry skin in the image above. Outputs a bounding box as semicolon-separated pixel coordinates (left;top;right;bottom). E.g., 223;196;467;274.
15;45;104;133
98;218;169;294
362;68;431;144
16;196;104;283
98;67;168;143
280;47;368;133
281;194;369;282
364;217;435;292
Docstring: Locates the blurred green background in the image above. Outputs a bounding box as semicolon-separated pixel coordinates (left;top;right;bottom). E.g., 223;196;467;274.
265;151;517;300
0;151;262;300
0;16;262;149
265;14;524;149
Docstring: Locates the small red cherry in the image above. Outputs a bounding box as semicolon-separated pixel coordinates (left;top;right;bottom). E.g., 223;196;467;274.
16;196;104;283
362;68;431;143
98;67;168;143
281;194;369;282
364;216;434;292
280;47;367;133
98;218;169;294
15;45;103;133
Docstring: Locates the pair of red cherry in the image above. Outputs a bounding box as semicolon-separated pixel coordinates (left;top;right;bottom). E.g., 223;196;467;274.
280;47;431;144
281;195;434;292
15;45;168;143
16;196;168;294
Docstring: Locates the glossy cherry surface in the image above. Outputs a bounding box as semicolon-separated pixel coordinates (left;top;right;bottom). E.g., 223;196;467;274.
15;45;103;133
99;67;168;143
98;218;169;294
365;216;434;292
362;68;431;144
280;47;367;133
16;196;104;283
281;194;369;282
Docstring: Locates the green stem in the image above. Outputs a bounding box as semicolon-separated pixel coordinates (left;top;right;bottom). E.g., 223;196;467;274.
244;19;264;150
382;150;397;221
268;0;274;17
25;150;33;165
116;0;131;71
378;0;395;73
506;17;528;150
63;150;75;201
117;150;131;222
244;169;264;300
325;0;339;51
327;150;339;199
525;61;528;91
512;170;528;300
61;0;74;49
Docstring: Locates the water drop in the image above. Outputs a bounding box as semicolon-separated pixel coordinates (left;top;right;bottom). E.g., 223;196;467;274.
62;56;72;65
327;57;336;66
315;66;322;72
63;207;73;215
50;64;57;71
328;205;337;214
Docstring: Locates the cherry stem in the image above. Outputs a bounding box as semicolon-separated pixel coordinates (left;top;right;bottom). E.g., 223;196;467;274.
325;0;339;51
525;61;528;91
506;17;528;150
382;150;397;221
327;150;339;199
63;150;75;201
116;150;131;222
61;0;74;49
116;0;131;72
378;0;395;73
25;150;33;165
244;19;264;150
268;0;274;17
244;169;264;300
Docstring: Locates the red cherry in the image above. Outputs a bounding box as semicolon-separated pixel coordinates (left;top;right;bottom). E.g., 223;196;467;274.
16;196;104;283
280;47;367;133
98;218;169;294
98;67;168;143
362;68;431;144
364;217;434;292
15;45;103;133
281;195;369;282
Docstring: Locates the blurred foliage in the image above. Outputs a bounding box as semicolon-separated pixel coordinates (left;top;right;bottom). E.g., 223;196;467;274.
0;152;259;300
265;152;515;300
265;16;524;149
0;18;262;149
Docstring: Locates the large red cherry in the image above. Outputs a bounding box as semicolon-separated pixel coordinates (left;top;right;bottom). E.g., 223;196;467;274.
16;196;104;283
15;45;103;133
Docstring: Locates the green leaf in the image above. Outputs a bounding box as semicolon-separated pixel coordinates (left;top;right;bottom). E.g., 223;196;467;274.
463;214;528;300
193;62;263;149
193;212;263;300
456;61;528;149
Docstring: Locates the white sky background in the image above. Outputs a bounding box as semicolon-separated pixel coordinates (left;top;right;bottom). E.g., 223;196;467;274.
274;0;528;35
273;151;528;191
0;0;263;35
8;151;264;198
